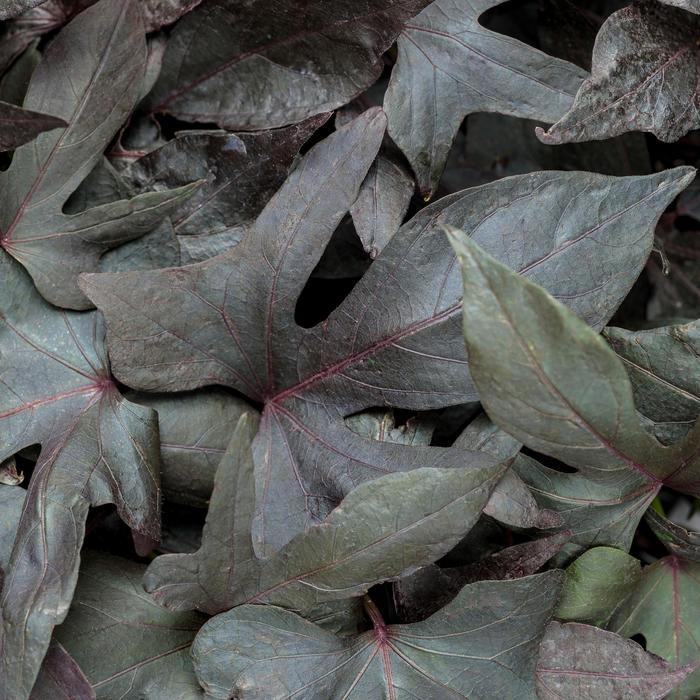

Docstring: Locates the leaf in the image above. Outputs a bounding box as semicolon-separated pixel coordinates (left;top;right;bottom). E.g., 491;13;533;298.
192;572;563;699
537;2;700;145
0;0;46;20
556;547;642;626
141;0;203;31
54;552;204;700
123;117;326;263
645;507;700;563
0;485;25;576
81;105;690;554
130;389;250;507
0;0;199;309
447;224;700;499
660;0;700;13
144;413;509;619
604;321;700;444
383;0;588;196
31;643;95;700
394;531;570;623
349;153;415;258
145;0;430;130
0;100;65;151
609;556;700;699
537;621;693;700
0;254;160;699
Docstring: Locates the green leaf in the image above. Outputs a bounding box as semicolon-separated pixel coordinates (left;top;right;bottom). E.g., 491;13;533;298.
144;413;509;620
610;556;700;699
192;572;563;699
537;621;693;700
537;2;700;145
55;552;204;700
605;321;700;444
0;0;198;309
383;0;587;196
556;547;642;625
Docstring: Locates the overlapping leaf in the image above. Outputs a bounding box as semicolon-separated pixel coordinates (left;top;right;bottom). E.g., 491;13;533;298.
0;0;198;309
82;105;692;554
54;552;204;700
538;1;700;145
191;572;562;699
0;100;65;151
383;0;588;196
145;0;430;130
537;621;693;700
0;254;161;699
144;413;508;621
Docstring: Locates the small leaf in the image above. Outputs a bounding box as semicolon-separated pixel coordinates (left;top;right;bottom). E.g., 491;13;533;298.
537;2;700;145
537;621;693;700
192;572;563;699
556;547;642;625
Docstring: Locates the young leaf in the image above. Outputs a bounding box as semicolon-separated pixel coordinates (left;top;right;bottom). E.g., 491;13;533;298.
448;225;700;499
0;100;65;151
81;116;691;554
144;413;509;618
537;622;694;700
192;572;563;699
537;2;700;145
0;255;160;699
605;321;700;444
556;547;642;626
0;0;199;309
145;0;429;130
383;0;587;196
122;117;327;263
54;552;204;700
130;390;250;507
610;556;700;699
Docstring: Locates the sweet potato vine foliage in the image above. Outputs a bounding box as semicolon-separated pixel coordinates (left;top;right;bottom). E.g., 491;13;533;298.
1;0;700;698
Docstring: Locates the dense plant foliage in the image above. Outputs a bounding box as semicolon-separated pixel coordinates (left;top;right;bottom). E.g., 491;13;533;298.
0;0;699;697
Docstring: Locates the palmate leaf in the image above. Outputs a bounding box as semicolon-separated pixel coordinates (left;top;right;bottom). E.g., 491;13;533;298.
0;0;199;309
605;321;700;444
537;622;693;700
81;105;692;555
383;0;588;197
537;1;700;145
0;254;160;699
145;0;430;130
449;231;700;511
191;572;563;700
54;552;204;700
144;414;508;621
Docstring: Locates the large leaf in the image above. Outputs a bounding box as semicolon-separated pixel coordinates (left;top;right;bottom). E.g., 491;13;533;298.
605;321;700;444
144;413;508;619
31;643;95;700
122;117;326;263
537;2;700;145
191;572;562;699
130;390;250;507
82;110;694;554
0;0;198;309
145;0;429;130
537;621;693;700
0;99;65;151
54;552;204;700
0;254;161;699
448;229;700;499
383;0;587;196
